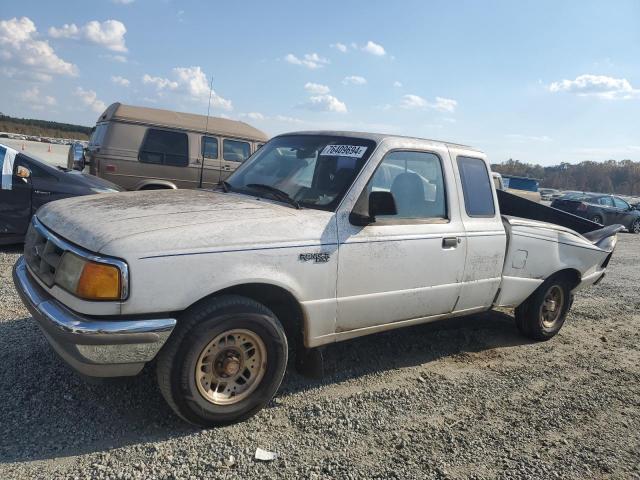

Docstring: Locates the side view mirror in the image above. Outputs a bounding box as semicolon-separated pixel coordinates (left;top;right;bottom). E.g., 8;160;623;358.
350;191;397;226
68;142;86;171
16;165;31;180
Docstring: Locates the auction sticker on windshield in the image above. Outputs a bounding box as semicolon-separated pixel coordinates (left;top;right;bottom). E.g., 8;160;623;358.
320;145;368;158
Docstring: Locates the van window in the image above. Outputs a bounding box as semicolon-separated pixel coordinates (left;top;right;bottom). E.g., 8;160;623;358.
457;156;495;217
223;139;251;163
202;136;218;159
89;124;108;146
139;129;189;167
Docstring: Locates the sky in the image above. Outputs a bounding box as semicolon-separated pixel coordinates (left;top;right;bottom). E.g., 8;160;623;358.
0;0;639;166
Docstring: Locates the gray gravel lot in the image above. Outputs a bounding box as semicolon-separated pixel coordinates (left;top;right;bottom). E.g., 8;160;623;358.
1;236;639;479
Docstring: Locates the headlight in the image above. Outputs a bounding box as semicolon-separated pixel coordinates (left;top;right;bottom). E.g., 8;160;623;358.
55;252;124;300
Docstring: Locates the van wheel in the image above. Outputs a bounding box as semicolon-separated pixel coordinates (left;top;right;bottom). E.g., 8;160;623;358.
156;295;288;427
514;276;572;341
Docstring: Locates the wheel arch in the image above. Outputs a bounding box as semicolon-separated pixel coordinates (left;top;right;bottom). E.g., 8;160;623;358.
182;282;307;352
135;180;177;190
549;268;581;290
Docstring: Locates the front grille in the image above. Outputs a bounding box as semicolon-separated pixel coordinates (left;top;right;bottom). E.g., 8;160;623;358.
24;221;65;287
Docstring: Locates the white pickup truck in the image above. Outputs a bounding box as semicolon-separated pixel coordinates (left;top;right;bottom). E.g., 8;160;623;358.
13;132;621;427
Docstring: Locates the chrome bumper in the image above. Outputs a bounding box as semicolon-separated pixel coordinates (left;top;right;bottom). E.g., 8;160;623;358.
13;256;176;377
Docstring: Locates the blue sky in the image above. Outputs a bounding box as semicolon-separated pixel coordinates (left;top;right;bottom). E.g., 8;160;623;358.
1;0;639;165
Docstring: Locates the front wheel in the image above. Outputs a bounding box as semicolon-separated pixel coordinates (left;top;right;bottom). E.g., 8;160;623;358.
591;215;603;225
515;276;572;341
156;295;288;427
631;219;640;234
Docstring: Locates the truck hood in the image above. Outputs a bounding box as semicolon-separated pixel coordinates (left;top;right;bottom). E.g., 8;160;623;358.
36;189;336;257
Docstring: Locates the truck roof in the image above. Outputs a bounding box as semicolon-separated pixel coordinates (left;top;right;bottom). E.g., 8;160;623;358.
280;130;481;153
97;103;269;142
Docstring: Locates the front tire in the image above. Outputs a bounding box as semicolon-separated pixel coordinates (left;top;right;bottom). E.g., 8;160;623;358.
514;275;572;341
156;295;288;427
591;214;603;225
631;218;640;234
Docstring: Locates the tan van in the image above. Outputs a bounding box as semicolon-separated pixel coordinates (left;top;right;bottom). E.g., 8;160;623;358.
82;103;269;190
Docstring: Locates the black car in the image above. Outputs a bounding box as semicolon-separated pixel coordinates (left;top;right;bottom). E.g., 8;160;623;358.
551;193;640;233
0;144;122;245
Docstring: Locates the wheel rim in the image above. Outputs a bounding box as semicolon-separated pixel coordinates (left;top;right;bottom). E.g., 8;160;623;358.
592;216;602;224
633;220;640;233
195;329;267;405
539;285;564;328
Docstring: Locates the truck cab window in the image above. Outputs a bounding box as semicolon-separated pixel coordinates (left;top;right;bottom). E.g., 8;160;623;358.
368;151;447;220
223;139;251;163
202;136;218;159
139;129;189;167
457;156;495;217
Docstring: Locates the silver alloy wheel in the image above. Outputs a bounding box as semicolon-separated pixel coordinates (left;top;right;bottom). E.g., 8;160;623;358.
539;285;564;328
195;329;267;405
592;216;603;224
633;220;640;234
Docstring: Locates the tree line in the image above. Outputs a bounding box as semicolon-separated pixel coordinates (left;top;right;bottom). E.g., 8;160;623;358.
491;158;640;196
0;114;91;140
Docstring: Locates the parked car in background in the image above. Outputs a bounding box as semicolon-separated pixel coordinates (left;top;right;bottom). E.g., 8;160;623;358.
0;144;121;245
551;193;640;233
539;188;561;201
74;103;269;191
14;131;621;426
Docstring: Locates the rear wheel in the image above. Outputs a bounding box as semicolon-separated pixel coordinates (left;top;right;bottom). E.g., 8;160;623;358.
156;295;288;427
515;276;572;341
591;214;603;225
631;219;640;234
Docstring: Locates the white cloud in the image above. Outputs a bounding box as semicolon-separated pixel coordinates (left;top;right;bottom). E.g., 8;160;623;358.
393;81;403;88
304;82;330;95
142;74;178;90
331;42;347;53
284;52;329;69
362;40;386;56
548;74;639;99
300;94;347;113
143;66;232;110
506;134;552;142
343;75;367;86
401;94;457;113
432;97;457;113
111;75;130;87
274;114;304;124
20;86;57;109
1;66;52;83
103;53;127;63
75;87;107;113
0;17;77;77
244;112;264;120
50;20;128;52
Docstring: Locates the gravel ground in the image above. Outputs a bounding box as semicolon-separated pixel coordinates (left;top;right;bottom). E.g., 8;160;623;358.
1;236;639;479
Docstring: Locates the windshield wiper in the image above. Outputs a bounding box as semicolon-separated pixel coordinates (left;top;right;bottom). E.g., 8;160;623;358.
246;183;300;209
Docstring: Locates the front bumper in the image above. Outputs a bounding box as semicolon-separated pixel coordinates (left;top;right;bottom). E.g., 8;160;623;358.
13;256;176;377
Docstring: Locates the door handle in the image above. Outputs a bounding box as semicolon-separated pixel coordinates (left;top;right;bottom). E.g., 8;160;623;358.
442;237;458;248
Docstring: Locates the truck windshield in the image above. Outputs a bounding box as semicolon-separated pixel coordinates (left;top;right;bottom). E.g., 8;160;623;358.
226;135;376;211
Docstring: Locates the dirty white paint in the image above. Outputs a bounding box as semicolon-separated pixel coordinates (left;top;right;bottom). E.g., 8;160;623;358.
32;133;618;349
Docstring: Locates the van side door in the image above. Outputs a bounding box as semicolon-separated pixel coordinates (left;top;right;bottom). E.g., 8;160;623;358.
335;141;467;332
199;135;223;187
137;128;195;189
449;148;507;311
220;138;252;179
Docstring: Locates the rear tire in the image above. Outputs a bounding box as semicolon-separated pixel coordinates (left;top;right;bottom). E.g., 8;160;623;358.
156;295;288;427
631;219;640;234
514;275;572;341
